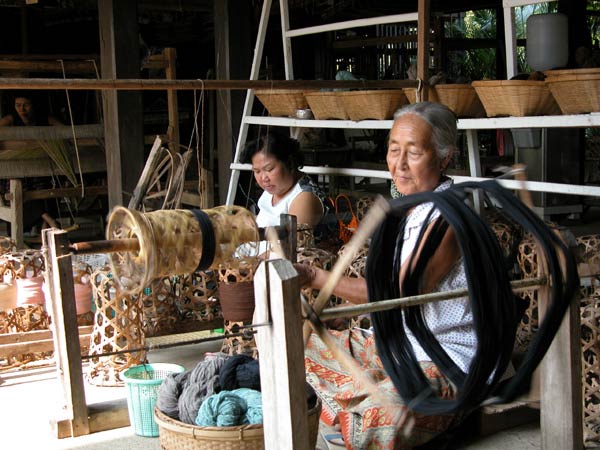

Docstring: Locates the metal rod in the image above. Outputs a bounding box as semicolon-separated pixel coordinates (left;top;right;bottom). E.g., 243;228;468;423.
0;77;419;91
318;276;547;321
80;325;269;360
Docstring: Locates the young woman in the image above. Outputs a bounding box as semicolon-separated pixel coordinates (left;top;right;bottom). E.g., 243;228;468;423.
241;129;338;251
0;92;62;127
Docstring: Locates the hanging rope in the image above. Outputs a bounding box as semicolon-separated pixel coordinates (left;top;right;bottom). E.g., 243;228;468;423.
366;180;579;416
59;59;85;197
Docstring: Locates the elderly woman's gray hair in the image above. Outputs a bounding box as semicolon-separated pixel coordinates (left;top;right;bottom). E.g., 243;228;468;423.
393;102;458;159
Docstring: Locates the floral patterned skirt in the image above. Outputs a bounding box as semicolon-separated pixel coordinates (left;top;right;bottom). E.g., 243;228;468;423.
305;328;456;450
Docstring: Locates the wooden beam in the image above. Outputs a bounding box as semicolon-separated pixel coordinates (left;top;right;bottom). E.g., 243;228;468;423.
0;326;93;345
0;77;419;91
0;124;103;140
0;60;98;74
0;332;91;359
87;399;130;433
0;54;99;61
22;185;107;202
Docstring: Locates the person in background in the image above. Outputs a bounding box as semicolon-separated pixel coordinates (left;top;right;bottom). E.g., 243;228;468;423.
295;102;475;449
240;129;338;253
0;92;62;126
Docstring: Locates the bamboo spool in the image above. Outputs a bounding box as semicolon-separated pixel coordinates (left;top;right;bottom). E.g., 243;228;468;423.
106;206;259;296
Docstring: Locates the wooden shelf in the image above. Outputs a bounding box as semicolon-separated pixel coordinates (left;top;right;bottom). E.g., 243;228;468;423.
245;113;600;130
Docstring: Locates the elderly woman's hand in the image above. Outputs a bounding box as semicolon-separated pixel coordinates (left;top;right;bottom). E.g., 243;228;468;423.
293;262;317;288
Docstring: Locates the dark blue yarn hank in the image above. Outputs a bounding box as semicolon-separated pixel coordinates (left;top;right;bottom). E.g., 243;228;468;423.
365;180;579;416
191;209;216;271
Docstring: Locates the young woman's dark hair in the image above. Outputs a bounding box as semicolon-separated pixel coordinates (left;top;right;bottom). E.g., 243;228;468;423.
241;128;304;172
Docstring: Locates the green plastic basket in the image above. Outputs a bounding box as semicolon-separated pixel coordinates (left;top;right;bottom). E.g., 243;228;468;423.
122;363;185;437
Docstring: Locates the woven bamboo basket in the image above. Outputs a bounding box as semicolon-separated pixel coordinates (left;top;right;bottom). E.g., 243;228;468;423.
339;89;408;120
544;68;600;114
402;84;485;117
154;397;321;450
254;89;312;117
304;91;348;119
472;80;560;117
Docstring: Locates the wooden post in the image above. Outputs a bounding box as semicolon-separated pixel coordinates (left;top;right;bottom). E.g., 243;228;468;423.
254;259;309;450
538;249;583;450
98;0;144;208
42;228;90;438
417;0;430;101
164;47;180;153
279;214;297;263
9;179;23;248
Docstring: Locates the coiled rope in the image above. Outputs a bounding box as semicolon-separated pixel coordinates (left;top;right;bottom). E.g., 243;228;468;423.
366;180;579;416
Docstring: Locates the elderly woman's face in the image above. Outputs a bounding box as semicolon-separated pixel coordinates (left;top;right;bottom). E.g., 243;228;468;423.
386;113;445;196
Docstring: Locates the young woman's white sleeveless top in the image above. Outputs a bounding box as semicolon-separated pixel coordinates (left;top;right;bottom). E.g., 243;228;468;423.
255;181;307;228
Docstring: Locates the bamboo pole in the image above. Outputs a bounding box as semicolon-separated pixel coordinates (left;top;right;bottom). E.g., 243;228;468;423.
317;276;547;321
0;77;419;91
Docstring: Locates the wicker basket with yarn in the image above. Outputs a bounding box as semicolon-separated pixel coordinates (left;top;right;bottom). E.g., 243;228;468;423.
339;89;408;120
472;80;560;117
154;397;321;450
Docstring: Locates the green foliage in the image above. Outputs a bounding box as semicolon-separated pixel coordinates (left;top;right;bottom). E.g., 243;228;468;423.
588;1;600;47
443;2;567;79
445;9;497;80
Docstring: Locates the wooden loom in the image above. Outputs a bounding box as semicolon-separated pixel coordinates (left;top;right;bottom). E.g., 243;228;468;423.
0;49;180;248
39;197;600;450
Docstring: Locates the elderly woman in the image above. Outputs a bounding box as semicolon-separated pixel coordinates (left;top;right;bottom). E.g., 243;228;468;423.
296;102;474;449
240;129;338;251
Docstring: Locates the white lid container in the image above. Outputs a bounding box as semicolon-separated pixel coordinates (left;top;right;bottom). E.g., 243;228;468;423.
526;13;569;72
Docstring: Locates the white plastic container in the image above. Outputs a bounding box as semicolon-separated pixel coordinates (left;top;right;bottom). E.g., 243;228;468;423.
526;13;569;71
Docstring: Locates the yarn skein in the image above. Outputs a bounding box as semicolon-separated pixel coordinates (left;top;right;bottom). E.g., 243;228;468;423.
177;353;229;424
232;388;263;424
219;354;260;391
195;391;248;427
156;371;190;420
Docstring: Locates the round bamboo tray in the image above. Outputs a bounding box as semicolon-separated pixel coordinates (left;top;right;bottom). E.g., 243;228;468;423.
471;80;560;117
403;84;485;117
304;91;348;119
154;397;321;450
254;89;312;117
544;68;600;114
339;89;408;120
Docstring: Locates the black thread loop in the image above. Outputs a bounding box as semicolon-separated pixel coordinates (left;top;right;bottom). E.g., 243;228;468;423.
191;209;216;271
